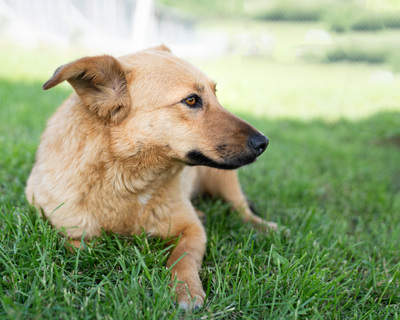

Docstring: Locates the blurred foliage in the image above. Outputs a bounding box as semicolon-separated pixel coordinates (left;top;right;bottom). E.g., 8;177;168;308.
329;9;400;32
156;0;400;32
324;43;391;64
300;35;400;71
351;13;400;31
253;3;324;22
246;0;330;22
251;0;400;33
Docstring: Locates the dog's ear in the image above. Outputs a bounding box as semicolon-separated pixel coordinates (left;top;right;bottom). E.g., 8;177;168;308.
145;44;172;53
43;55;131;124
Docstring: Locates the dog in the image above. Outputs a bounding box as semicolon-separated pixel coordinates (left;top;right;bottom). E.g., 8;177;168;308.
26;45;277;310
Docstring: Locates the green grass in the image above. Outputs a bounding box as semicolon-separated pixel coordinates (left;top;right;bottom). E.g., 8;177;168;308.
1;45;400;319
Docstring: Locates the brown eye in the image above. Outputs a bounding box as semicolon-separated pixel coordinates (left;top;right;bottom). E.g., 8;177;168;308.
182;94;202;108
185;96;196;106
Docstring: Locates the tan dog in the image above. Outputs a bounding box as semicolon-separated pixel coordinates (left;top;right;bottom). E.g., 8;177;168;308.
26;45;277;309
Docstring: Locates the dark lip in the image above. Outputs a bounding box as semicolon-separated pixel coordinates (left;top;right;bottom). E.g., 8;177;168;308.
186;150;256;170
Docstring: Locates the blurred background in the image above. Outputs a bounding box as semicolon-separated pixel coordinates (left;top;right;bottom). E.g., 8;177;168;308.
1;0;400;121
2;0;400;60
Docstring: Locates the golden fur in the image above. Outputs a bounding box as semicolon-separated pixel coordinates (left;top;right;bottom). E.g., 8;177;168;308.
26;45;277;309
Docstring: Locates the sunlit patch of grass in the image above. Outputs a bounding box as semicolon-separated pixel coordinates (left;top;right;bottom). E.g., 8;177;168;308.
199;57;400;121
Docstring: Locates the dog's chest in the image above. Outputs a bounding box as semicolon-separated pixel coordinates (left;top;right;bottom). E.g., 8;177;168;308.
94;171;184;237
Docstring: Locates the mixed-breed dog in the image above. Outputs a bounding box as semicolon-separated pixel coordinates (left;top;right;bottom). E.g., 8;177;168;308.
26;45;277;309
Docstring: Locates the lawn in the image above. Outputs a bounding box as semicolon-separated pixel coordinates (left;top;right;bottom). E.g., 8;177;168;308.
0;44;400;319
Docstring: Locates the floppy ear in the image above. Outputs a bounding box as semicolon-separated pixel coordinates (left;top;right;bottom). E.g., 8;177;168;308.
43;55;131;124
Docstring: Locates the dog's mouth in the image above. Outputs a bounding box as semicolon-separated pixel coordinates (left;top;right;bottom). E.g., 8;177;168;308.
185;134;269;170
185;150;255;170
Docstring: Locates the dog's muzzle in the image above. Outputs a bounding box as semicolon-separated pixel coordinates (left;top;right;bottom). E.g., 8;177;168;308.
186;133;269;170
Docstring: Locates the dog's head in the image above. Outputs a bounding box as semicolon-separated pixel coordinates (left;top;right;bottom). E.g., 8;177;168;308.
43;45;268;170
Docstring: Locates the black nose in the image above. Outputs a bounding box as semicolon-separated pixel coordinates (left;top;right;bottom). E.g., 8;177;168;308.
248;134;269;156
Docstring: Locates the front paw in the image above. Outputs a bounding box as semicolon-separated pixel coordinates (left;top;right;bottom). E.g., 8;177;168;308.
244;214;278;232
172;278;205;310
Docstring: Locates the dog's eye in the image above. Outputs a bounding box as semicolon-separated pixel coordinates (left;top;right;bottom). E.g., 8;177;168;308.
182;95;202;108
185;97;196;106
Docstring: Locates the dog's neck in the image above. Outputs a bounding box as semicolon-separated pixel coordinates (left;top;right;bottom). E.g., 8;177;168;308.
106;142;184;195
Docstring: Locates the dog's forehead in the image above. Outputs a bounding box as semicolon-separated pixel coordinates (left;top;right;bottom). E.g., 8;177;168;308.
120;51;213;88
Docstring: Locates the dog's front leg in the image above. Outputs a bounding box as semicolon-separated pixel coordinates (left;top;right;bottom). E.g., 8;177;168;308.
167;220;206;310
197;168;278;231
